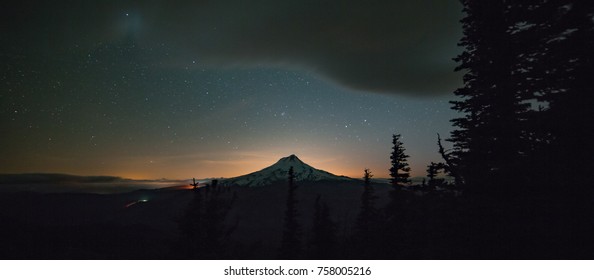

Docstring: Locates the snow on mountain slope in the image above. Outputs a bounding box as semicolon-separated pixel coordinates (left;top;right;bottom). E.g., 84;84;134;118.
220;155;352;187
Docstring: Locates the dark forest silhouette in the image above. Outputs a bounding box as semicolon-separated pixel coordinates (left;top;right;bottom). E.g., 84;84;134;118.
176;180;237;259
308;194;337;259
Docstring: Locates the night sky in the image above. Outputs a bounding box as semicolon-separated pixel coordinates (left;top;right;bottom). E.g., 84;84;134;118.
1;0;462;179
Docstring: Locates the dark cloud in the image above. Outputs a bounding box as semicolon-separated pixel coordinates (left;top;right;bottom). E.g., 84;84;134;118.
2;0;462;96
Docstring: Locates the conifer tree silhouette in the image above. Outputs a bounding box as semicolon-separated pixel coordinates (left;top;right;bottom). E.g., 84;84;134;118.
353;168;380;258
389;134;411;189
523;0;594;190
190;178;199;189
451;0;532;191
426;162;439;188
279;166;301;259
358;169;377;229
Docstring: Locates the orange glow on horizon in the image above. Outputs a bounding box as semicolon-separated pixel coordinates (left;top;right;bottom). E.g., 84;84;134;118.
10;151;425;181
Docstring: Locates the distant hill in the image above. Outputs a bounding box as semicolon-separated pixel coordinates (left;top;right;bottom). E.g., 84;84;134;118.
0;173;130;184
221;154;353;187
0;173;188;194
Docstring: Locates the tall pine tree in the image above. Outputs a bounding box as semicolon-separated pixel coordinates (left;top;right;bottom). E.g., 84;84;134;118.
279;166;301;259
389;134;411;189
451;0;532;191
527;1;594;190
353;168;380;258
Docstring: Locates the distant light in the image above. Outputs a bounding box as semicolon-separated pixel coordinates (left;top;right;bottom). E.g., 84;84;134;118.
124;201;136;208
140;199;148;202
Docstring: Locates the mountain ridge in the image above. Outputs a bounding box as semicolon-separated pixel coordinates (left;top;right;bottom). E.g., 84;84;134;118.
220;154;352;187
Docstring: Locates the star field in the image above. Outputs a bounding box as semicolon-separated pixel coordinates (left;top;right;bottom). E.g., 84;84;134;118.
0;1;461;179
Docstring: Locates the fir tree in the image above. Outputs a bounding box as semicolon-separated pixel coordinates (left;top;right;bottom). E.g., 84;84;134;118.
450;0;531;190
389;134;411;189
353;168;380;258
426;162;447;190
359;169;377;223
426;162;439;188
525;1;594;190
190;178;199;189
452;0;594;191
279;166;301;259
363;168;373;186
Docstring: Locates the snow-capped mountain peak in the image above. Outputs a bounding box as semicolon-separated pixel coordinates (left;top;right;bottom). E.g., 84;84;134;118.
220;155;352;187
272;154;304;169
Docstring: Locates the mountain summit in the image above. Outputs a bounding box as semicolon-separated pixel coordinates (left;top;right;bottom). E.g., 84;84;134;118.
221;154;352;187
